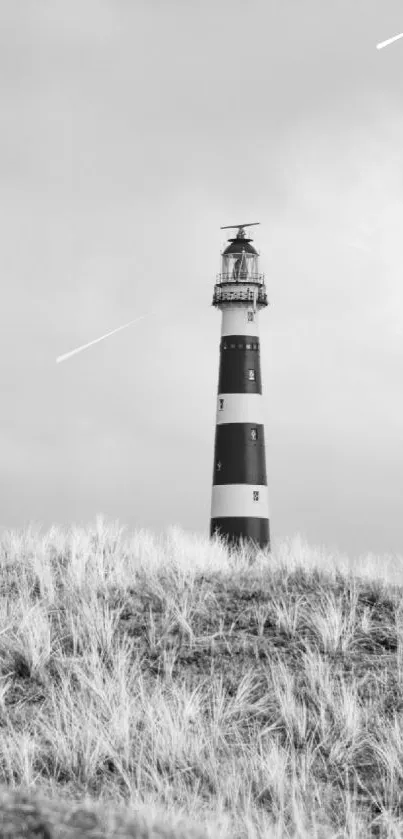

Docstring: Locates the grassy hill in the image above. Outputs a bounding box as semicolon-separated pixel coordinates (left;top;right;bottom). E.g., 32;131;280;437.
0;515;402;838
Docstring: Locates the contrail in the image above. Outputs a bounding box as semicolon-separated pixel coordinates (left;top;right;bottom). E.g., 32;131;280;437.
56;313;152;364
376;32;403;50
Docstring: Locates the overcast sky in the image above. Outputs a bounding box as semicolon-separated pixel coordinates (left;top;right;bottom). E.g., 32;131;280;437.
1;0;402;559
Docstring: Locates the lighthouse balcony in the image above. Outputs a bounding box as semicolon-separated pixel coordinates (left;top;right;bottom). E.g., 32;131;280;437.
216;273;265;284
212;284;268;307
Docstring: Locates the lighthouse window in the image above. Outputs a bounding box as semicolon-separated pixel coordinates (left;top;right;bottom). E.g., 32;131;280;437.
248;311;254;322
223;342;228;350
246;343;251;350
219;398;224;411
250;428;258;441
238;343;243;349
252;343;258;350
230;343;236;349
253;491;259;502
248;369;256;381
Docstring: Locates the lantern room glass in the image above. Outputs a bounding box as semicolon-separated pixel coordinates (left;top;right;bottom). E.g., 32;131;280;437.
221;251;260;283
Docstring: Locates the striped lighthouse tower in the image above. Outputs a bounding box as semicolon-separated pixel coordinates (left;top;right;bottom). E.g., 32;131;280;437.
210;222;270;551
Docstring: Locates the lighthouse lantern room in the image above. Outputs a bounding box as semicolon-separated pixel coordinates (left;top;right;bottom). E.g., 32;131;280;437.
210;223;270;551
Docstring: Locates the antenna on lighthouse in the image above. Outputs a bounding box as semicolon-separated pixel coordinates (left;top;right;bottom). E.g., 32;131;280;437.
220;222;260;233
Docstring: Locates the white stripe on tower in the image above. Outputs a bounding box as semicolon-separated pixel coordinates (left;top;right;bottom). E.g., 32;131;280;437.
215;392;264;425
211;484;270;518
220;304;261;336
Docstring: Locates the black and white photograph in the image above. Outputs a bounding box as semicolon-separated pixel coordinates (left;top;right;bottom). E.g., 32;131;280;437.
0;1;402;836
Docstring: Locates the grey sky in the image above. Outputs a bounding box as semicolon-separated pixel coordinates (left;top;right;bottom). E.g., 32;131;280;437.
1;0;402;558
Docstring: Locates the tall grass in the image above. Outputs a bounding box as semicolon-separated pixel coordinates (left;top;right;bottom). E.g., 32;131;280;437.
0;515;402;838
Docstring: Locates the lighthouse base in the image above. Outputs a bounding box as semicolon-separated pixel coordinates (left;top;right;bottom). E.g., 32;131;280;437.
210;517;270;551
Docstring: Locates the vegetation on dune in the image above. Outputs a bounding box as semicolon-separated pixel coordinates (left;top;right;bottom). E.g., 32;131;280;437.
0;516;403;837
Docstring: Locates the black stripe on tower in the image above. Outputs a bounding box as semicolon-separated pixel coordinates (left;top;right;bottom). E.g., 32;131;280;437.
212;424;267;485
218;335;262;394
210;517;270;549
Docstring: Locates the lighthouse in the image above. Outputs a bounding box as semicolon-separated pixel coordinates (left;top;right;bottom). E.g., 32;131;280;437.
210;223;270;551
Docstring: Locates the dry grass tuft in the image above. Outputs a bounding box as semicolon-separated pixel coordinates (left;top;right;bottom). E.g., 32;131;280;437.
0;782;210;838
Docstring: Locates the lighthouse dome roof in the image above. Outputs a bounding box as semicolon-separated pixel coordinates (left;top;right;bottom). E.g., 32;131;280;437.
222;236;258;256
